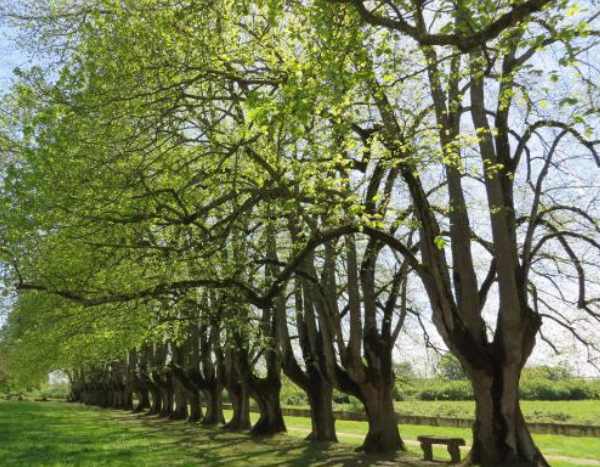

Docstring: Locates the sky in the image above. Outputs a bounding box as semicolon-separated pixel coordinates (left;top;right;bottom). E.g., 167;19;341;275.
0;25;28;90
0;24;20;330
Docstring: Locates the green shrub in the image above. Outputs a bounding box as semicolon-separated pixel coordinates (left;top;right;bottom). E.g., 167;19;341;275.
519;378;600;401
417;380;473;401
280;376;308;406
39;384;70;400
282;392;307;406
520;378;570;400
392;383;406;401
436;354;465;381
347;396;363;412
410;376;600;402
333;390;350;405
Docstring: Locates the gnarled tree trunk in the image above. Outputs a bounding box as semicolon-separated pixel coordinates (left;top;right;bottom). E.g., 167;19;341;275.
466;356;549;466
187;389;203;422
155;370;174;418
359;383;404;453
146;376;162;415
250;377;286;436
202;383;225;426
224;380;251;430
305;378;337;442
171;380;188;420
132;377;151;413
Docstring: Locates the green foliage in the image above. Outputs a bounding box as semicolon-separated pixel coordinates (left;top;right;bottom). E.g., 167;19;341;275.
280;376;308;406
418;380;474;401
0;348;11;394
522;364;574;381
32;383;70;401
393;361;416;380
436;354;466;381
519;378;600;401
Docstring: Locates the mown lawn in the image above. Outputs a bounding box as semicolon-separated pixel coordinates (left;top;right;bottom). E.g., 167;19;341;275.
290;414;600;465
0;400;432;467
392;400;600;425
1;400;598;467
289;399;600;425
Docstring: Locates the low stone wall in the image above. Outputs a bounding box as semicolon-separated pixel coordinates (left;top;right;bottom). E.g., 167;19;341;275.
223;403;600;437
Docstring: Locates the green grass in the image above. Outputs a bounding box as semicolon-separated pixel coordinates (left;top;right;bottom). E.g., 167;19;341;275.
0;400;432;466
287;414;600;462
288;399;600;426
1;400;598;467
392;400;600;425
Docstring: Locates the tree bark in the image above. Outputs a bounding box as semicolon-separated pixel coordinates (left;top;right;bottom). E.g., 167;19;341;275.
155;371;174;418
168;363;204;423
171;380;188;420
147;377;162;415
187;389;203;422
467;366;550;467
133;378;151;413
250;378;286;436
223;381;251;431
202;383;225;426
359;384;404;453
305;379;337;442
122;386;133;411
159;385;173;417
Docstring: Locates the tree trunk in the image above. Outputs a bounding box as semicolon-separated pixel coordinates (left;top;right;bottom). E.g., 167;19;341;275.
223;382;251;431
111;387;120;409
360;384;404;453
122;387;133;411
468;368;549;467
250;379;286;436
157;372;174;418
202;384;225;426
171;381;188;420
160;386;173;417
305;380;337;442
147;381;162;415
187;389;203;422
133;381;151;413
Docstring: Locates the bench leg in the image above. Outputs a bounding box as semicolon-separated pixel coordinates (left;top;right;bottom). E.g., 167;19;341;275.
420;442;433;461
447;444;461;464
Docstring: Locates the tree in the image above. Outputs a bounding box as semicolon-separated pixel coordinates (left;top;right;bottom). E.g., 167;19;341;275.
312;2;600;464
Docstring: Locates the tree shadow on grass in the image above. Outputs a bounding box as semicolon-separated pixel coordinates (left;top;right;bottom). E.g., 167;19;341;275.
109;407;436;467
0;401;436;467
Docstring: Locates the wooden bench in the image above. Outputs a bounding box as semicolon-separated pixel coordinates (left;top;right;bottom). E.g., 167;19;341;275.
417;435;466;463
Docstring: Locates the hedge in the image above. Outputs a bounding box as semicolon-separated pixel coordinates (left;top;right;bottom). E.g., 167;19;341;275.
402;378;600;401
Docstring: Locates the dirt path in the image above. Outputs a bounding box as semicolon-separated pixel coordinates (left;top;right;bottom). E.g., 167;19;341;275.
287;426;600;466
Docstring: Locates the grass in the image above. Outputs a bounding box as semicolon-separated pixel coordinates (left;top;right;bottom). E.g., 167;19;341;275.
286;399;600;426
1;400;598;467
287;414;600;462
0;400;434;467
392;400;600;425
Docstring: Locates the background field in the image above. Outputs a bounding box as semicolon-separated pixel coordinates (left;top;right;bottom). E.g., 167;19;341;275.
393;400;600;425
281;399;600;425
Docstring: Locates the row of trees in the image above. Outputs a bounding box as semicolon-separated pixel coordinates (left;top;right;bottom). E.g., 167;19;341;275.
1;1;600;465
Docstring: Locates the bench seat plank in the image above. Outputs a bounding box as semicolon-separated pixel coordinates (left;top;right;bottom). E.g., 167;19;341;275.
417;435;466;445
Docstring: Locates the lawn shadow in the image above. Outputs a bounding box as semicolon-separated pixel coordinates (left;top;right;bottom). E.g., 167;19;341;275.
1;401;437;467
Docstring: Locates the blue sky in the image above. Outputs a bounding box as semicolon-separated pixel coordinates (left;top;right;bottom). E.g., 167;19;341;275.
0;24;32;93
